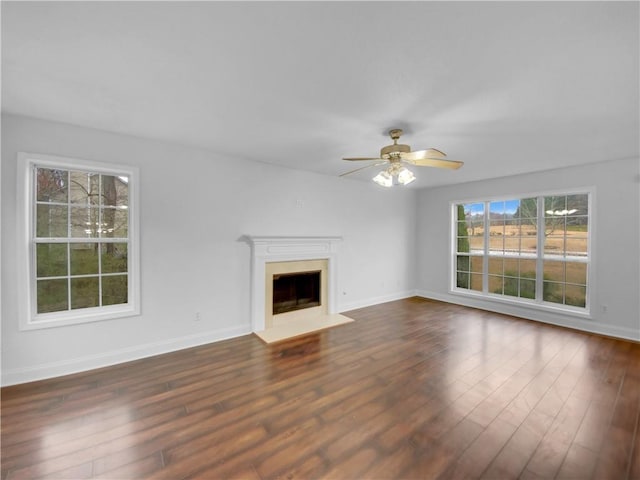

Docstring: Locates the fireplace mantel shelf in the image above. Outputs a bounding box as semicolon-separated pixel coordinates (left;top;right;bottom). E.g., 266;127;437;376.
242;235;343;246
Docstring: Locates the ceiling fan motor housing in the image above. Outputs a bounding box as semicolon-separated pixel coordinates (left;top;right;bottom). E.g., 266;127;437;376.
381;143;411;158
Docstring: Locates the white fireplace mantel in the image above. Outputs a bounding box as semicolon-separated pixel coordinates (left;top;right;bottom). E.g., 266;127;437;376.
243;236;342;332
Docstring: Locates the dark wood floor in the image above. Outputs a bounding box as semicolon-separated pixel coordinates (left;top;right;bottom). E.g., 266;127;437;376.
2;297;639;479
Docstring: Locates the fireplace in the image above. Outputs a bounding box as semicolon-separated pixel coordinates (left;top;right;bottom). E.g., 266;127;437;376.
243;236;342;332
273;270;321;315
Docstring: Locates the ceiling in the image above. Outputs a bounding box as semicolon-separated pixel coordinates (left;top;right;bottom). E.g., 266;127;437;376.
2;1;638;188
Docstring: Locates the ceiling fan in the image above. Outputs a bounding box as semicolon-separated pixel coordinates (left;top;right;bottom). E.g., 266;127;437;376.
341;129;463;187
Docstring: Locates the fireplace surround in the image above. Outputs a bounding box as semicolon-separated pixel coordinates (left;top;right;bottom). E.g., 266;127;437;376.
244;236;342;333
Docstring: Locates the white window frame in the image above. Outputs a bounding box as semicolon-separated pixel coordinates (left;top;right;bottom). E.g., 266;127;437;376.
17;152;140;330
450;187;594;318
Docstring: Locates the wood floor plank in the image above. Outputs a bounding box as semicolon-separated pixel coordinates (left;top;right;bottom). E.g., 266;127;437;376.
2;297;638;480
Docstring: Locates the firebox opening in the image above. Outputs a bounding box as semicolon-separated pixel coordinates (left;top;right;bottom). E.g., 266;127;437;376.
272;270;321;315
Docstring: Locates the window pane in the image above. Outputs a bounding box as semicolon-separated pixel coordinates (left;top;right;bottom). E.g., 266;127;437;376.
519;278;536;299
70;243;99;275
565;285;586;307
544;215;565;237
544;235;565;256
470;273;483;292
102;275;128;306
515;198;537;219
505;218;520;235
456;255;470;272
489;233;504;254
457;220;470;236
502;276;519;297
519;259;536;279
456;207;469;235
462;203;485;251
566;216;588;233
470;256;483;273
543;281;564;304
37;168;68;203
468;231;484;252
504;233;520;255
544;260;565;283
545;195;567;214
567;194;588;215
101;208;128;238
70;277;99;309
521;219;537;237
37;279;68;313
488;257;503;275
102;243;128;273
489;201;507;253
456;271;470;289
70;207;99;238
36;205;68;237
566;237;588;257
489;275;503;295
504;258;518;275
101;175;129;207
70;171;100;205
566;262;587;285
37;243;68;277
457;237;470;254
521;233;537;254
490;201;506;216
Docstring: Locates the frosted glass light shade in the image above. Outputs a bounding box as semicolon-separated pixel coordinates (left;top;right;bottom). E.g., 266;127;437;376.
397;167;416;185
373;170;393;187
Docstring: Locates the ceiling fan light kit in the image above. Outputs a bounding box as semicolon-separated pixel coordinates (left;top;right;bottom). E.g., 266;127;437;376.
342;128;463;187
372;170;393;187
373;163;416;187
397;166;416;185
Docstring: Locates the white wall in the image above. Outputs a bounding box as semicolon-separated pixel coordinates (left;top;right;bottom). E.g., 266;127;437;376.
416;157;640;341
1;114;418;385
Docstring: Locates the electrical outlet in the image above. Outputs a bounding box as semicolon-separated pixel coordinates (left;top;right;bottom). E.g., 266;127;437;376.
195;311;201;321
601;305;608;313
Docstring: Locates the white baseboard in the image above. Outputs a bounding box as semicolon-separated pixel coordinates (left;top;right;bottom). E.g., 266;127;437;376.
416;290;640;342
1;324;252;387
339;290;416;313
2;289;416;386
6;291;634;386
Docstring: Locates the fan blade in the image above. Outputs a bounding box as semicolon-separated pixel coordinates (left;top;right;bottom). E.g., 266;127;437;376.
401;149;447;160
403;157;464;169
342;157;383;161
340;161;387;177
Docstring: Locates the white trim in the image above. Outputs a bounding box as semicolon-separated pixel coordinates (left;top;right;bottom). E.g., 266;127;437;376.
339;290;416;312
17;152;141;330
1;324;251;387
416;290;639;342
449;185;596;207
243;236;342;332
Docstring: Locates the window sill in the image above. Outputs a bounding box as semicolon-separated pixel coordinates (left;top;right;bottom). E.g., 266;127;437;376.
449;288;592;320
21;304;140;331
